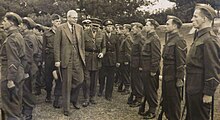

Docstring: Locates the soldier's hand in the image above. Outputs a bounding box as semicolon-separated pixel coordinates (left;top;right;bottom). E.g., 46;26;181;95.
7;80;15;89
139;67;143;71
116;63;120;67
98;53;104;58
203;95;212;103
124;62;129;65
150;72;156;76
55;62;61;67
176;79;184;87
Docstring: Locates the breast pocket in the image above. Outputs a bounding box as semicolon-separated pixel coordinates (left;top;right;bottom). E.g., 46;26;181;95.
142;43;151;56
163;44;175;60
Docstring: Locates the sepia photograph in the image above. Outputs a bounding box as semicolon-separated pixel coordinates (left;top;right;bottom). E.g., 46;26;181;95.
0;0;220;120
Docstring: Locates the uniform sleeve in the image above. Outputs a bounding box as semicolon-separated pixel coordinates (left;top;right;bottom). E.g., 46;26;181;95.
54;27;62;62
6;37;21;81
150;37;161;73
42;33;47;62
124;35;133;62
101;33;106;55
203;39;220;96
175;39;187;79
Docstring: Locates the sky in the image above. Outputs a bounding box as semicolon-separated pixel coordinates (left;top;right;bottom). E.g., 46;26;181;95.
137;0;176;14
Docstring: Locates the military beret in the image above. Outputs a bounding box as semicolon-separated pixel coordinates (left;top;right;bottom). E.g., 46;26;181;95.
82;19;92;24
131;22;143;29
167;15;183;28
145;18;159;28
89;18;102;27
123;24;131;30
103;19;114;26
51;14;61;21
195;3;217;20
22;17;37;28
5;12;22;25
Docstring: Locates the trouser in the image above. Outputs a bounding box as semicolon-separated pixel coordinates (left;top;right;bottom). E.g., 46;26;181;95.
83;70;99;101
141;70;159;113
22;76;35;118
130;67;143;102
118;64;130;90
186;92;211;120
45;53;62;97
99;66;115;99
162;80;181;120
35;65;45;92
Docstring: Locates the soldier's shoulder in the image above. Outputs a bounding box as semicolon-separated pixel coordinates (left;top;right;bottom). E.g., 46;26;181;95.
44;29;54;36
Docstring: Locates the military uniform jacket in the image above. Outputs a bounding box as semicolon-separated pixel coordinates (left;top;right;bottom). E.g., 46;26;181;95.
131;32;142;68
84;29;106;71
0;29;6;49
140;31;161;73
23;30;39;75
186;27;220;96
42;28;56;62
102;32;119;67
0;28;25;82
162;32;187;82
118;32;133;63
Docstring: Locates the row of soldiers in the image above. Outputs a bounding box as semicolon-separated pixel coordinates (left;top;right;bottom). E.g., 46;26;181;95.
0;3;220;120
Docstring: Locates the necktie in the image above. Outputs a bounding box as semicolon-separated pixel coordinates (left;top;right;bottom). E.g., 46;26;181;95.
71;25;74;34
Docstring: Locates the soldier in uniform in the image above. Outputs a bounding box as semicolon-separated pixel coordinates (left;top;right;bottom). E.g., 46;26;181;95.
0;25;6;48
162;16;187;120
116;24;133;95
138;19;161;119
54;10;85;116
128;22;144;107
82;19;92;30
20;17;39;120
186;4;220;120
42;14;62;108
82;18;106;107
0;12;25;120
98;19;119;101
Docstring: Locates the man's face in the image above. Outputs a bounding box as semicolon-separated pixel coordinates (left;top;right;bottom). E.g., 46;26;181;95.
52;19;61;28
131;25;139;34
143;21;153;32
191;9;205;29
67;13;78;25
165;19;175;33
2;17;12;30
91;25;99;31
83;24;91;30
19;23;27;32
105;25;113;33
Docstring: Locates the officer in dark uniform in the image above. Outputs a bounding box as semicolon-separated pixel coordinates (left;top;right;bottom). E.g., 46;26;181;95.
42;14;62;108
162;16;187;120
186;4;220;120
116;24;133;95
98;19;119;101
138;19;161;119
82;19;92;30
128;22;144;107
0;12;25;120
20;17;39;120
82;18;106;107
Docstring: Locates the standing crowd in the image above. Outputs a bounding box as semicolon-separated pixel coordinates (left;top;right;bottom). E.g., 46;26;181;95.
0;3;219;120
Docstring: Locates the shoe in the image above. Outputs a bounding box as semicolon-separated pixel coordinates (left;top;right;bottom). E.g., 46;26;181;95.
105;97;112;101
72;102;80;109
45;97;52;103
143;112;156;119
53;100;61;108
90;99;97;105
24;115;32;120
34;90;41;95
121;90;130;95
82;101;89;107
138;103;146;116
129;101;141;107
98;92;102;97
127;94;134;104
63;111;69;116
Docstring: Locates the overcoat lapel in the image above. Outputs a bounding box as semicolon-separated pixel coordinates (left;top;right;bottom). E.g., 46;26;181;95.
63;23;73;44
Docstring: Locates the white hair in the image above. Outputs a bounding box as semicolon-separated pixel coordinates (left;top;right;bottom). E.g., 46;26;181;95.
67;10;78;17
